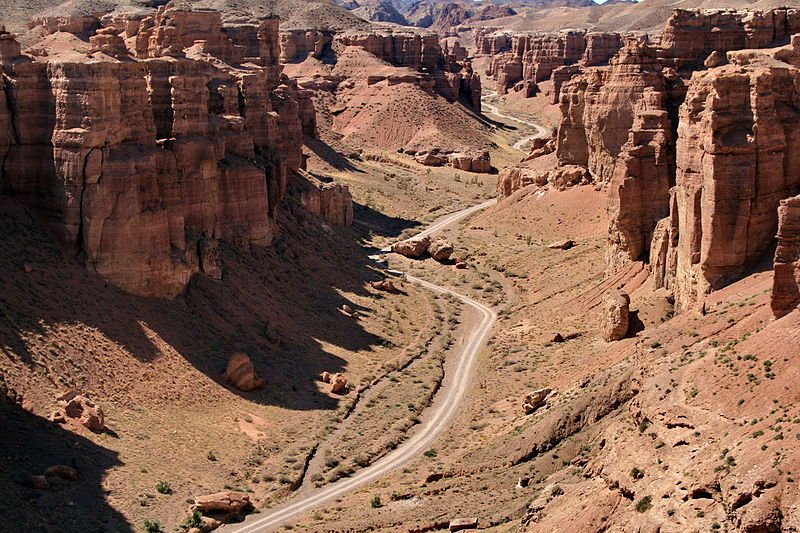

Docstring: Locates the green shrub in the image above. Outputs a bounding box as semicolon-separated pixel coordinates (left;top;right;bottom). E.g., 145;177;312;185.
155;480;172;495
371;495;382;508
635;496;652;513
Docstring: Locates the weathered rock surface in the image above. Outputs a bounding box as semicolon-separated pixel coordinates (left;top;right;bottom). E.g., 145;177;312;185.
602;290;630;341
772;195;800;318
428;236;454;262
224;353;265;392
55;391;105;432
330;373;348;394
449;517;479;532
0;7;331;298
523;388;555;414
192;491;253;524
391;236;432;258
652;58;800;310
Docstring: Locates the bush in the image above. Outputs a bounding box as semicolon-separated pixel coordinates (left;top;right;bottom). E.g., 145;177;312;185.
423;449;437;458
182;511;203;529
635;496;652;513
155;480;172;495
143;519;162;533
371;495;382;508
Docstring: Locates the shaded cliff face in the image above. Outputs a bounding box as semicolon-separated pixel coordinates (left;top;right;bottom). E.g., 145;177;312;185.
0;7;335;298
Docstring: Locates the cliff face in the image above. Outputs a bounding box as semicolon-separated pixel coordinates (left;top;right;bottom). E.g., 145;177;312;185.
652;60;800;310
0;7;341;298
772;195;800;318
494;8;800;310
484;30;622;96
332;30;481;111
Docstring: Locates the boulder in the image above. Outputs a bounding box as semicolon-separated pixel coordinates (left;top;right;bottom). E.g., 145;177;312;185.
30;475;49;490
704;50;727;68
370;280;397;292
391;236;431;258
523;387;554;414
330;373;348;394
547;240;575;250
57;391;105;432
454;261;467;269
192;491;253;523
45;465;79;481
602;290;630;341
321;371;332;383
224;353;265;392
428;237;454;262
449;517;478;531
416;152;447;166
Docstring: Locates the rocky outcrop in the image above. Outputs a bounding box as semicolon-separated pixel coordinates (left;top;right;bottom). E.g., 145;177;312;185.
297;173;354;226
653;60;800;310
772;196;800;318
279;30;332;63
486;31;622;95
0;7;318;298
523;387;555;414
392;236;432;258
334;31;481;111
192;492;254;523
602;290;630;341
225;353;265;392
53;391;105;432
474;29;511;57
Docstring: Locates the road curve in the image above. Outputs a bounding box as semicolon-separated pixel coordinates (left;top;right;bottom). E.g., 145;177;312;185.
481;90;549;152
226;201;498;533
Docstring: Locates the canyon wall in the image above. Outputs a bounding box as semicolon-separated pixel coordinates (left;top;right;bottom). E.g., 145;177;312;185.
333;30;482;111
483;30;622;96
1;7;345;298
495;8;800;310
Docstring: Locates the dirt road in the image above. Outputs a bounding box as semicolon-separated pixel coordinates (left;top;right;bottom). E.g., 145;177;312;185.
226;202;498;533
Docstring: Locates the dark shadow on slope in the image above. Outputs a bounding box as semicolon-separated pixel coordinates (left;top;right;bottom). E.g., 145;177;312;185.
0;194;384;411
352;201;421;241
0;398;130;533
304;136;362;172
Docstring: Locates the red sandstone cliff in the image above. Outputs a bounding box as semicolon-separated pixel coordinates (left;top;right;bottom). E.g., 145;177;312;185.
1;7;350;298
772;195;800;318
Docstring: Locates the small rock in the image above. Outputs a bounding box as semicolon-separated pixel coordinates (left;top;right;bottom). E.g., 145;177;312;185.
321;371;331;383
224;353;265;392
454;261;467;270
449;517;478;531
547;239;575;250
425;472;444;483
551;333;564;343
341;304;354;316
30;475;49;490
23;262;34;273
516;477;530;489
371;280;397;292
57;391;105;432
45;465;78;481
330;373;347;394
523;387;554;415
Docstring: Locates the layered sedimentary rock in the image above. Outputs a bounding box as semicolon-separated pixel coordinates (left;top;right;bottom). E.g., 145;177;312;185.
279;30;332;63
498;8;800;306
485;30;622;95
334;30;481;111
0;7;341;298
474;29;511;56
651;57;800;310
772;196;800;318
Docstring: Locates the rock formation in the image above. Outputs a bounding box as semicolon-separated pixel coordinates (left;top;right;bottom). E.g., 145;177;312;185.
523;387;555;414
391;236;432;258
492;9;800;310
53;391;105;432
0;7;352;298
428;236;454;262
601;290;630;341
225;353;265;392
652;55;800;310
772;195;800;318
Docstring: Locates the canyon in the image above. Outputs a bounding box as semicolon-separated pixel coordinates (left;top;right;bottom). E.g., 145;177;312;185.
1;1;800;533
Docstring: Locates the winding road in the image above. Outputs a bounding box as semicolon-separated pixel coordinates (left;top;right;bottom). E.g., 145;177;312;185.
481;90;550;152
226;200;498;533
